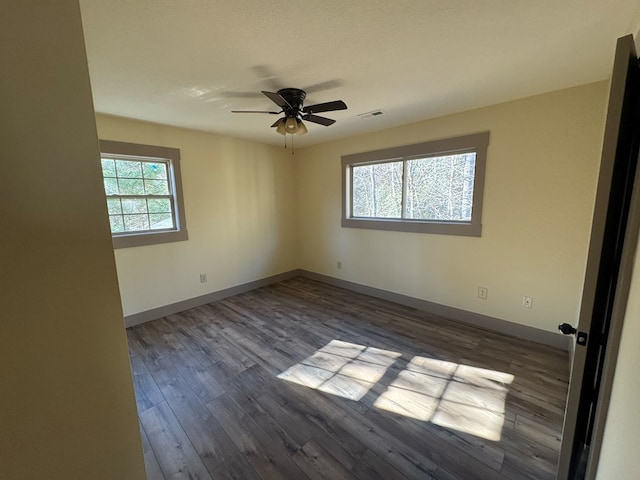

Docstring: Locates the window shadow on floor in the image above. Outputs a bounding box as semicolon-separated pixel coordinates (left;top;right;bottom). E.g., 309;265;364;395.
277;339;514;441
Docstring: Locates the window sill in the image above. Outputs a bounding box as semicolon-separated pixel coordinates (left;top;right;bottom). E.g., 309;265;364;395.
112;228;189;249
341;217;481;237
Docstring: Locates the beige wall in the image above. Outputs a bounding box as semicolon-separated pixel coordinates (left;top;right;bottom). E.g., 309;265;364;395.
95;115;298;316
596;234;640;479
297;82;608;333
1;2;145;479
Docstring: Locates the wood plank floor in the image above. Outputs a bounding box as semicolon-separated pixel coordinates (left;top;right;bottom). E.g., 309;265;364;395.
126;276;570;480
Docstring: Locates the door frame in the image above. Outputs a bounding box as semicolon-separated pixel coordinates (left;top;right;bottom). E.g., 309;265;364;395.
557;34;640;479
583;45;640;480
585;126;640;480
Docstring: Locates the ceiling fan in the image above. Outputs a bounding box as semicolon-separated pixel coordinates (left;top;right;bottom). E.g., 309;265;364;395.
232;88;347;136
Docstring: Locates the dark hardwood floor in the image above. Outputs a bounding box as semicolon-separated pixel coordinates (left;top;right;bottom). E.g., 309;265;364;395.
126;276;570;480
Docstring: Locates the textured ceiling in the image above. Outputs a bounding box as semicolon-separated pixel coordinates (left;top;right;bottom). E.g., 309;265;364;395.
79;0;640;148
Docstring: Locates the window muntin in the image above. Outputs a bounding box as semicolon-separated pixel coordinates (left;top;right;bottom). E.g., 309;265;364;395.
342;132;488;236
99;140;188;248
101;156;175;234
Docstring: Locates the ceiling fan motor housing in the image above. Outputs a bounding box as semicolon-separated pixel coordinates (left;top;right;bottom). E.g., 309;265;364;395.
278;88;306;118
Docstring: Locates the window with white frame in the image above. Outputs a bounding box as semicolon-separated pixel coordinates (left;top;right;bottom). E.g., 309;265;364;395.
342;132;489;236
99;140;188;248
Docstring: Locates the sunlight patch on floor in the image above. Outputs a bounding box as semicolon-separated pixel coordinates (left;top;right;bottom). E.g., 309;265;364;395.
278;341;514;441
374;358;514;440
277;340;401;401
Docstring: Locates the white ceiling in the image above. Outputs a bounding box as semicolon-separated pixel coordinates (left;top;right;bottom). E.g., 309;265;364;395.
79;0;640;148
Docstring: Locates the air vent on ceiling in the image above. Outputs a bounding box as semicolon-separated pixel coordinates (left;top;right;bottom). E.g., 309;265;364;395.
357;110;385;119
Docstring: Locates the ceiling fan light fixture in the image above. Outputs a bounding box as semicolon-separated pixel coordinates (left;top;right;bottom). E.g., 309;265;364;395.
275;118;287;135
296;120;308;135
285;116;298;133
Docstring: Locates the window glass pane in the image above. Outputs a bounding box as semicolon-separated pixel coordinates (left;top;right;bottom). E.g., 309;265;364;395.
352;162;402;218
99;141;188;246
118;178;145;195
148;198;172;213
101;159;116;177
149;213;174;230
121;198;148;214
116;160;142;179
103;177;119;195
405;153;476;221
142;162;167;180
107;198;122;215
123;214;150;232
109;215;124;233
144;179;170;195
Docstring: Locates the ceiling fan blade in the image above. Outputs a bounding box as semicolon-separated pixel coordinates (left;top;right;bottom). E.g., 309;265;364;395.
303;79;343;94
270;118;283;127
252;65;285;91
262;91;292;109
231;110;281;114
302;114;336;126
303;100;347;114
220;91;264;99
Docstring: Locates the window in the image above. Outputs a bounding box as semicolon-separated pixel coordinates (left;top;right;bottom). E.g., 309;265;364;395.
99;140;188;248
342;132;489;236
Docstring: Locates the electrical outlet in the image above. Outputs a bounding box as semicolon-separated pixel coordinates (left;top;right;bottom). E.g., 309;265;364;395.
337;261;342;269
478;287;488;300
523;296;533;308
199;273;207;283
